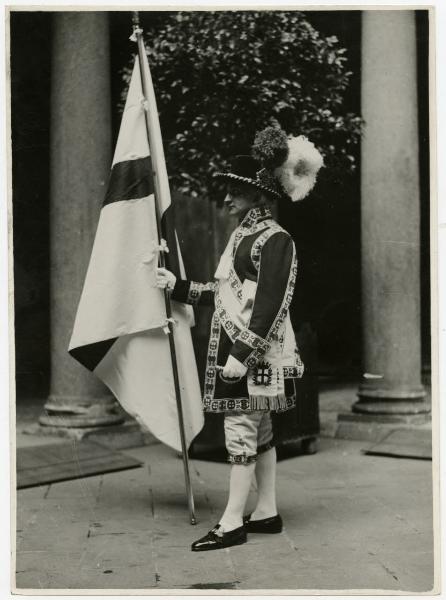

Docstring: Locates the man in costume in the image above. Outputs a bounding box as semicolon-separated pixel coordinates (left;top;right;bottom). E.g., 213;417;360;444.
156;126;323;551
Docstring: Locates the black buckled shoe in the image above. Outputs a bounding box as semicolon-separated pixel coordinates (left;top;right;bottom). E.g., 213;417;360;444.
243;514;283;534
191;524;247;552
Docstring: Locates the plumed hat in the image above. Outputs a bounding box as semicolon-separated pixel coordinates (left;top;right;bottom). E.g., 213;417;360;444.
214;126;324;202
214;154;287;201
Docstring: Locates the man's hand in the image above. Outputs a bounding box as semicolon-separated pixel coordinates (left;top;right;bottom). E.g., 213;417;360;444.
222;355;248;379
155;267;176;291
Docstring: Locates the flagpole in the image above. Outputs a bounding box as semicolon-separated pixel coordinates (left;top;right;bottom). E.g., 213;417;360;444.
131;12;197;526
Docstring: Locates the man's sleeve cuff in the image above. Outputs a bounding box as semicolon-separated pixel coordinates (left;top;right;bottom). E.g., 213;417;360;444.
171;280;191;303
172;280;217;305
187;281;217;305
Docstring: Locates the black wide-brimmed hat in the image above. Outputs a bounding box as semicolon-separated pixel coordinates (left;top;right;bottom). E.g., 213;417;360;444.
213;126;324;203
213;155;288;201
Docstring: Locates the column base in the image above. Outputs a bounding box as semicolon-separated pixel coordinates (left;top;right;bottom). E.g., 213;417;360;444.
39;395;125;428
355;382;429;416
336;411;431;442
357;383;427;401
336;385;432;442
353;400;431;416
25;419;158;449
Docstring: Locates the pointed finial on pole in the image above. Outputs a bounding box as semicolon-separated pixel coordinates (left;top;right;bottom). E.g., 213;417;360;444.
130;11;143;42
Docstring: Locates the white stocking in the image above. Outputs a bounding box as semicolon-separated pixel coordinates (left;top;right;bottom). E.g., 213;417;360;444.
251;446;278;520
219;462;256;532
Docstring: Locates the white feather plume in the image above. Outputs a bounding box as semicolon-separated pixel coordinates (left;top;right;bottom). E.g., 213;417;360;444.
274;135;324;202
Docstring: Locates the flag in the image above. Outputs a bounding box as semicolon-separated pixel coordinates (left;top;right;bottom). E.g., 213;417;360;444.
68;54;204;452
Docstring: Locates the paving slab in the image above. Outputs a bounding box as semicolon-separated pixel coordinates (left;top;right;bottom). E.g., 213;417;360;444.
14;437;435;592
155;545;237;588
16;550;85;575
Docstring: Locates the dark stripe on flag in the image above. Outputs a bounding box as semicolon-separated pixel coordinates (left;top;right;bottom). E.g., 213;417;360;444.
103;157;154;207
69;337;117;371
161;204;181;279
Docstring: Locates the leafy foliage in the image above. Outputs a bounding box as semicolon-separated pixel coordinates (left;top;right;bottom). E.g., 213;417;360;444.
122;11;362;198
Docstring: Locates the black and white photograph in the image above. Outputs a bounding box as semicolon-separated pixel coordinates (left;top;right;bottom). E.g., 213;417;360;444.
7;3;439;594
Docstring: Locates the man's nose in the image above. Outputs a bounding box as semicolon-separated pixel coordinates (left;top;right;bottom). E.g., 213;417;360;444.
224;193;232;204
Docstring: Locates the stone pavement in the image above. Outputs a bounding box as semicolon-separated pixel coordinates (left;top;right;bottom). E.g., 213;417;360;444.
15;436;435;593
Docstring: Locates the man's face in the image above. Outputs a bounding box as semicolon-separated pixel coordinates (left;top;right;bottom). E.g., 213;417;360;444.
224;184;257;217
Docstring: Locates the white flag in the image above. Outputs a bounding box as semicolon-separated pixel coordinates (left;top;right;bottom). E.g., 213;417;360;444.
69;56;204;451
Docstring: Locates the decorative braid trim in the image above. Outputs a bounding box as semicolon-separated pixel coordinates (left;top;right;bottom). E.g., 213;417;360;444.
240;206;272;228
214;287;242;341
203;312;221;404
187;281;202;305
228;268;243;303
228;441;276;464
283;362;305;379
238;328;270;353
213;173;283;201
203;393;296;413
233;219;275;256
228;454;258;465
250;224;286;272
187;281;217;305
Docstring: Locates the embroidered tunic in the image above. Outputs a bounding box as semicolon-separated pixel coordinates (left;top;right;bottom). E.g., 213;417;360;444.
172;206;303;413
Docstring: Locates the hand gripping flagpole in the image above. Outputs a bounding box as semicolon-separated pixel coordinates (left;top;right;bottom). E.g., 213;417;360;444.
131;12;197;526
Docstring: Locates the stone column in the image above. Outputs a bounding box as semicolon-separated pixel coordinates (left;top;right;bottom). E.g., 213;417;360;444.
40;12;123;428
353;11;429;419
